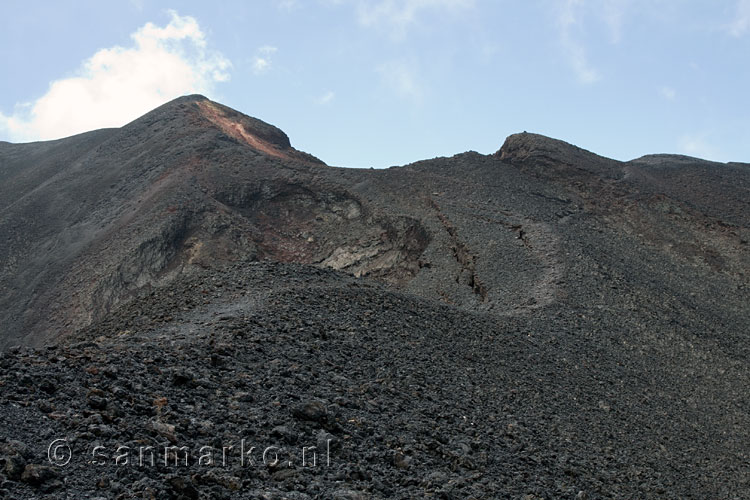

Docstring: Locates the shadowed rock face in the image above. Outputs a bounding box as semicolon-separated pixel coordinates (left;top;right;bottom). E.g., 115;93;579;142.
0;96;431;347
0;96;749;498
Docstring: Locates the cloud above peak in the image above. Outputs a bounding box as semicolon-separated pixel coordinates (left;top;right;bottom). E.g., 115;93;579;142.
729;0;750;37
557;0;601;85
0;11;230;142
252;46;278;75
353;0;474;39
377;59;424;101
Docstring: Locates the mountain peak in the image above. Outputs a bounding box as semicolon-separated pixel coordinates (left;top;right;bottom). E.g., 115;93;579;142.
197;98;325;165
127;95;325;165
195;99;291;151
496;132;612;166
167;93;210;104
628;153;720;166
494;132;623;181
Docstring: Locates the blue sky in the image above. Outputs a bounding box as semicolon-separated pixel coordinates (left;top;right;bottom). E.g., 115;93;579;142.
1;1;749;167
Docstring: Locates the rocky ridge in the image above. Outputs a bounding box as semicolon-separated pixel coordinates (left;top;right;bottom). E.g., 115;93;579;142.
0;96;748;498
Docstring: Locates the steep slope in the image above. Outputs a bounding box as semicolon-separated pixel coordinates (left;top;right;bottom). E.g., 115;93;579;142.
0;262;747;499
0;96;748;498
2;97;747;351
0;96;428;348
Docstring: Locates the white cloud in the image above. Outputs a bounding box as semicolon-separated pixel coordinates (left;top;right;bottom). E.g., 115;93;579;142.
659;86;676;101
729;0;750;37
679;133;720;160
0;11;230;142
602;0;628;43
352;0;474;39
252;46;278;75
315;91;336;105
377;60;423;100
565;43;601;84
275;0;301;11
556;0;601;84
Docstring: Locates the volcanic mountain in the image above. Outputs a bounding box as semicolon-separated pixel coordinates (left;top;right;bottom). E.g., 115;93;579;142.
0;95;748;499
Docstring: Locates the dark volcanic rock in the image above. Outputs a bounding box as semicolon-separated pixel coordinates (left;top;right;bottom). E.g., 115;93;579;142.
497;131;621;177
0;96;748;499
2;451;27;481
292;401;328;423
0;260;746;498
20;464;58;487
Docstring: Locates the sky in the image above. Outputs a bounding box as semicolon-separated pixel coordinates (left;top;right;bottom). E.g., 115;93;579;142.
1;1;749;168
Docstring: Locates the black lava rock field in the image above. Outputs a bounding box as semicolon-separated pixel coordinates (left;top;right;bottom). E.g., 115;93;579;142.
0;96;748;499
